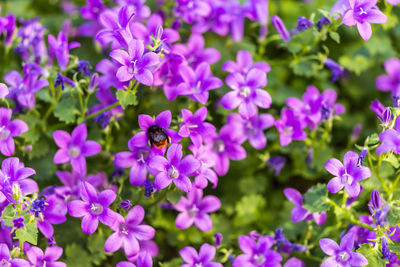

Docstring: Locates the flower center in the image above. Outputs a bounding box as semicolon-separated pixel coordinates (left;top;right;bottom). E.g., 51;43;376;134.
194;264;202;267
188;205;199;217
193;81;202;93
90;203;103;215
0;126;10;140
253;254;266;265
137;150;148;164
283;126;293;137
213;140;225;153
341;171;353;185
168;165;179;179
68;146;81;158
240;86;251;98
119;223;129;235
0;259;11;267
128;60;138;74
359;7;367;15
245;122;258;136
337;251;350;262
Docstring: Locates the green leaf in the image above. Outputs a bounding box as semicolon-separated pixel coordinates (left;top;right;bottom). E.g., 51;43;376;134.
388;242;400;254
234;194;266;225
116;90;137;109
384;154;399;169
28;138;50;159
1;204;16;227
36;89;53;103
357;244;386;267
15;221;38;245
166;189;184;205
339;55;372;75
65;243;92;267
303;184;329;213
19;114;45;143
366;133;379;146
329;31;340;44
290;60;319;77
87;234;107;265
54;94;78;123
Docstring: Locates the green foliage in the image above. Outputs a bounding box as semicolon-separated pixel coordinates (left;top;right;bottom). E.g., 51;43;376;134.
357;244;386;267
117;90;137;109
65;243;92;267
234;194;266;225
303;184;329;213
87;233;107;265
1;204;15;227
54;94;79;123
15;221;38;245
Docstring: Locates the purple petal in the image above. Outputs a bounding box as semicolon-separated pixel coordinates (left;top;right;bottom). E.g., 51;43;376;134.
179;246;198;264
126;205;144;225
340;232;354;251
8;120;28;137
345;182;361;198
138;114;154;130
53;149;70;164
319;238;339;256
291;206;309;222
199;243;215;263
132;224;155;240
176;212;194;229
283;188;303;206
179;155;200;175
327;177;344;193
129;163;147;186
114;152;135;168
198;196;221;213
104;232;123;253
325;158;343;177
357;22;372;41
238;235;256;254
68;200;88;217
174;175;192;192
221;91;241;110
81;214;99;234
155;110;172;129
349;252;368;266
98;190;116;207
53;131;71;148
71;156;86;174
194;213;212;232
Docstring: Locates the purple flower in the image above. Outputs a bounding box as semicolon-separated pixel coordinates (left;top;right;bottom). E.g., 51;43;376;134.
284;188;327;225
105;205;155;258
295;16;314;32
317;17;331;31
268;156;286;176
68;182;118;235
376;58;400;96
149;144;200;192
249;0;270;39
319;232;368;266
54;72;76;91
176;62;223;104
0;14;16;47
48;31;80;70
222;50;271;76
331;0;351;17
325;58;345;82
275;108;307;146
325;151;371;198
347;215;376;248
221;69;272;119
271;15;291;42
214;233;223;247
174;0;211;24
175;188;220;232
77;60;91;76
284;257;305;267
381;237;397;263
0;243;29;267
189;144;218;189
15;18;47;63
110;39;160;85
36;195;67;238
13;217;24;229
370;99;385;119
154;53;185;100
342;0;387;41
26;246;66;267
129;110;181;150
179;243;223;267
320;89;346;120
178;107;216;147
273;228;307;254
191;2;230;36
233;235;282;267
0;108;28;156
0;83;9;98
53;123;102;174
224;0;247;42
120;200;132;210
205;125;247;176
116;0;151;22
0;157;37;203
377;116;400;155
144;179;155;197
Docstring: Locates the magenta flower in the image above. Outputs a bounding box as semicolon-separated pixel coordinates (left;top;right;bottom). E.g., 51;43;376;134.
342;0;387;41
275;108;306;146
26;246;66;267
233;235;282;267
189;144;218;189
0;108;28;156
179;243;223;267
175;188;220;232
319;232;368;266
130;110;181;150
36;195;67;238
377;116;400;155
174;0;211;24
221;69;272;119
376;58;400;96
222;50;271;75
67;182;118;235
110;39;160;85
0;157;37;203
0;83;9;98
325;151;371;198
0;243;29;267
48;31;80;70
105;205;155;259
271;15;291;42
53;123;101;174
176;62;223;104
284;188;327;225
149;144;200;192
178;107;216;147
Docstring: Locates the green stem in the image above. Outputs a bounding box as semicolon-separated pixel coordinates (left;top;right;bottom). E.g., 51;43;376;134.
79;102;119;122
389;172;400;197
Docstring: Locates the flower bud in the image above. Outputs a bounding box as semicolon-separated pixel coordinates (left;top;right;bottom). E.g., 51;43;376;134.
271;15;291;42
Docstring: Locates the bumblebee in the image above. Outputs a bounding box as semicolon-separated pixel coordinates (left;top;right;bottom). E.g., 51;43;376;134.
147;125;170;149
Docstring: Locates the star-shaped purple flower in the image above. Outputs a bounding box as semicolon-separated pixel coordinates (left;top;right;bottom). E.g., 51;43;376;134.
342;0;387;41
149;144;200;192
175;188;221;232
0;108;28;156
222;50;270;76
275;108;307;146
319;232;368;267
376;58;400;97
179;243;223;267
53;123;101;174
221;69;272;119
48;31;80;70
104;205;155;259
325;151;371;198
189;144;218;189
26;246;66;267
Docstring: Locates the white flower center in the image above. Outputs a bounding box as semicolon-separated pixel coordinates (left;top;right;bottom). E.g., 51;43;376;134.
283;126;293;137
341;171;353;185
0;126;10;140
213;140;225;153
188;205;199;217
337;251;350;262
119;223;129;235
90;203;103;215
253;254;266;265
359;7;367;15
68;146;81;158
240;86;251;98
168;165;179;179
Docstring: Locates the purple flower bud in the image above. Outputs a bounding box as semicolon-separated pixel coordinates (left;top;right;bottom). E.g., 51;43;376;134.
393;95;400;108
77;60;91;76
357;148;367;167
296;16;313;31
268;156;286;176
144;180;155;197
382;107;392;125
271;15;291;42
317;17;331;31
24;145;33;152
371;190;383;210
120;200;132;210
324;58;345;82
382;237;397;262
351;124;362;141
214;233;222;247
228;254;235;263
172;19;182;30
89;73;99;92
370;100;385;120
47;237;56;246
94;110;112;128
12;217;24;229
31;198;46;217
54;72;76;91
249;230;261;241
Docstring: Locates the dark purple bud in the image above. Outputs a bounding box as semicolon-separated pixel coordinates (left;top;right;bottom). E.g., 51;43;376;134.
351;124;362;141
158;202;175;210
381;237;397;262
371;189;383;210
94;111;112;128
77;60;91;76
144;180;155;197
249;230;261;241
324;58;345;82
393;95;400;108
89;73;99;92
357;148;367;167
31;198;46;217
291;243;307;252
54;72;76;91
214;233;222;247
12;217;24;229
47;237;56;246
382;107;392;125
268;156;286;176
228;254;235;263
172;19;182;30
111;165;124;179
317;16;331;31
370;100;385;120
296;16;313;31
119;200;132;210
305;147;313;166
271;15;291;42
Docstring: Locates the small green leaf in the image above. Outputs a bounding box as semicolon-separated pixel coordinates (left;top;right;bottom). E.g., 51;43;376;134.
87;234;107;265
329;32;340;44
117;90;137;109
388;242;400;254
166;189;184;205
384;154;399;169
15;221;38;245
65;243;92;267
1;204;16;227
366;133;379;146
54;94;78;123
303;184;329;213
357;244;386;267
